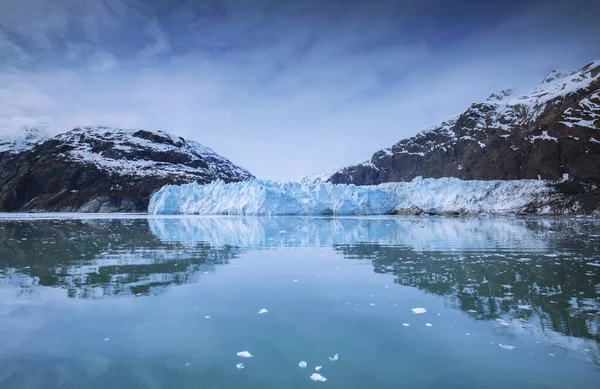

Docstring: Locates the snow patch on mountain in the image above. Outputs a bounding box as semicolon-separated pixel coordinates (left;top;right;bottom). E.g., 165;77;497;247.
0;126;49;153
299;168;341;184
52;126;253;180
371;60;600;161
148;177;559;216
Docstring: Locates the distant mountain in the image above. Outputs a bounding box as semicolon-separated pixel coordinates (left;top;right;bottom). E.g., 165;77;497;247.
0;126;49;154
0;126;253;212
329;60;600;186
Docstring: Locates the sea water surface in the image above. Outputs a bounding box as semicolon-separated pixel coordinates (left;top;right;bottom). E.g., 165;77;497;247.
0;215;599;388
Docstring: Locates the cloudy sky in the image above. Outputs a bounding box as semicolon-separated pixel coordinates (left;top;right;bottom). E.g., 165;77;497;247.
1;0;599;179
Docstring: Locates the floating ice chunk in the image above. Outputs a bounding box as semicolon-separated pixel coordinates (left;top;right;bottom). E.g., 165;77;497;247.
369;303;376;306
466;333;471;336
315;366;322;371
549;353;555;356
236;363;245;369
467;310;477;313
499;344;515;350
496;319;509;326
293;279;299;282
299;361;307;368
329;353;339;361
411;308;427;314
258;308;268;314
425;323;433;327
205;316;211;319
310;373;327;382
104;338;110;342
185;362;192;367
237;351;253;358
403;323;410;327
204;271;210;275
518;305;532;310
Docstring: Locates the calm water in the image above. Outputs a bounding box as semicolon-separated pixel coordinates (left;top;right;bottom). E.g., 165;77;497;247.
0;215;599;389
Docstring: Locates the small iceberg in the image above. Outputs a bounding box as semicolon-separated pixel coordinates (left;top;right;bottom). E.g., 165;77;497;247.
499;344;515;350
411;307;427;314
236;363;245;369
299;361;307;368
425;323;433;327
258;308;268;314
237;351;254;358
329;353;339;361
310;373;328;382
315;366;322;371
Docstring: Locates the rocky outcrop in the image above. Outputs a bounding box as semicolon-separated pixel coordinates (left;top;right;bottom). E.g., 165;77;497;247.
0;127;253;212
329;61;600;188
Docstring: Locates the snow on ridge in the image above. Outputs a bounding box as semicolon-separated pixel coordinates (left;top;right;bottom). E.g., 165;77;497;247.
298;167;342;184
53;126;253;180
369;60;600;159
0;126;49;153
148;177;558;216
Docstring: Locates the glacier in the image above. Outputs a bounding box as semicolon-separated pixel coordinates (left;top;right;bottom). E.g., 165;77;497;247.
148;177;563;216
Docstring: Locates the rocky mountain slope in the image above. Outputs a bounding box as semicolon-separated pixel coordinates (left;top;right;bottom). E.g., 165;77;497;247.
329;60;600;187
0;126;253;212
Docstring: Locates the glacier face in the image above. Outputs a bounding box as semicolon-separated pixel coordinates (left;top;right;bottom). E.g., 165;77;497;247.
148;177;559;216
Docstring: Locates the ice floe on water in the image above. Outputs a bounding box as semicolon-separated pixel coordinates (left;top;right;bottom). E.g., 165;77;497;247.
237;351;253;358
329;353;339;361
299;361;307;368
148;177;558;215
310;373;328;382
403;323;410;327
258;308;268;314
411;307;427;314
499;344;516;350
315;366;322;371
425;323;433;327
236;363;245;369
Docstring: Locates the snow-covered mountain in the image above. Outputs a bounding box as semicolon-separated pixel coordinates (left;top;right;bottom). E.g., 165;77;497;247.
329;60;600;186
0;126;253;212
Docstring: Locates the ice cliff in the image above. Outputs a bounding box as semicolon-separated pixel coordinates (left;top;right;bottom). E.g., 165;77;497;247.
148;177;574;216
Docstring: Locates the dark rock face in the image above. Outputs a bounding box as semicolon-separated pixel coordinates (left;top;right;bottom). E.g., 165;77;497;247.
329;61;600;187
0;127;253;212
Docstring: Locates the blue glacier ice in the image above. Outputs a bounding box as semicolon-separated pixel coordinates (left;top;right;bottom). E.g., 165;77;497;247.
148;177;558;216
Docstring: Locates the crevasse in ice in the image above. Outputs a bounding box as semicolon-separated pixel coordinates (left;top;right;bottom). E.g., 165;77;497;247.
148;177;554;215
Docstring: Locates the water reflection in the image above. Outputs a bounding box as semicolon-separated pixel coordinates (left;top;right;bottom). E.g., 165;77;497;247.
1;216;599;344
0;219;240;298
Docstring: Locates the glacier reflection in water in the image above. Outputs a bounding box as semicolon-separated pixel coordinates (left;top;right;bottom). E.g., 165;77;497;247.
149;215;553;250
0;215;599;389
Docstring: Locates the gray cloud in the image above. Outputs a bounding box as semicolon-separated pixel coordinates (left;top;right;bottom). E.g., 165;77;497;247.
0;0;599;179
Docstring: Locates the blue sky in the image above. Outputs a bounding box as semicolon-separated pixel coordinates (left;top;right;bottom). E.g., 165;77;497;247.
1;0;599;179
